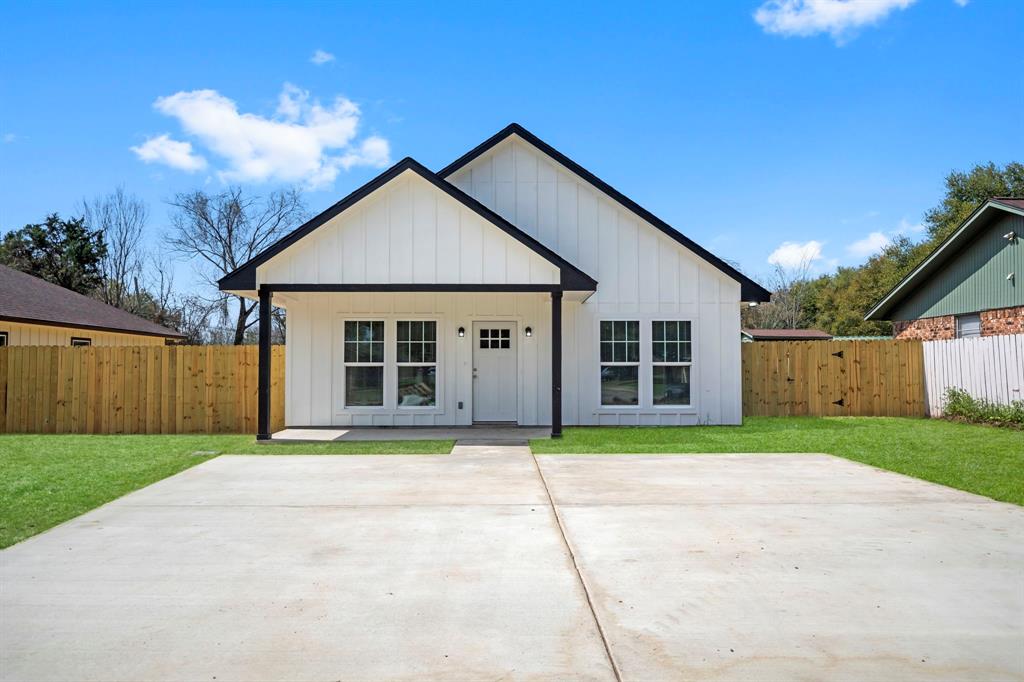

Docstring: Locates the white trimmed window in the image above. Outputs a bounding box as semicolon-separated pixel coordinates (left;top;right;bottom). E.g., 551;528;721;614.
70;337;92;347
0;331;7;347
344;321;384;406
652;321;692;406
396;321;437;407
955;313;981;339
600;320;639;406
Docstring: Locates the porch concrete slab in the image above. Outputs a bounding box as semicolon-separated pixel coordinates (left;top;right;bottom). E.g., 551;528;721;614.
271;425;551;442
1;453;613;682
536;454;1024;681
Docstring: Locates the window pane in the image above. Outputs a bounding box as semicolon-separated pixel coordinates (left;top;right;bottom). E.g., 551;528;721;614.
600;342;613;363
665;321;678;342
480;339;488;349
666;342;678;363
397;321;409;342
601;366;639;406
424;322;436;342
612;342;624;363
500;339;510;349
410;342;423;363
500;329;510;338
600;321;613;342
397;342;409;363
346;367;383;406
397;366;436;407
653;321;664;342
424;343;436;363
653;365;690;405
626;321;638;341
680;342;692;363
345;342;358;363
370;341;384;363
626;341;639;363
613;321;624;341
411;322;422;341
652;342;665;363
345;321;357;342
481;329;490;339
357;342;371;363
680;321;691;342
371;321;384;341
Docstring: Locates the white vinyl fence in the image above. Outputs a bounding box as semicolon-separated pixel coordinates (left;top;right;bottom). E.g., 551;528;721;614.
922;334;1024;416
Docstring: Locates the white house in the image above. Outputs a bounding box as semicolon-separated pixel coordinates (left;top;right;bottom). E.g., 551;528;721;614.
219;124;769;438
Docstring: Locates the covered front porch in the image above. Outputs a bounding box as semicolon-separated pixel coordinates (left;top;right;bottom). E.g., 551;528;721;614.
252;285;589;441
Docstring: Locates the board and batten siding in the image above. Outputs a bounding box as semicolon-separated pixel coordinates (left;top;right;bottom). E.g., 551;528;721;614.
891;213;1024;320
0;320;168;347
446;135;742;425
256;170;560;287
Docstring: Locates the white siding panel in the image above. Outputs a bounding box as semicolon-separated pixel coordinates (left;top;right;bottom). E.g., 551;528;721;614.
922;334;1024;416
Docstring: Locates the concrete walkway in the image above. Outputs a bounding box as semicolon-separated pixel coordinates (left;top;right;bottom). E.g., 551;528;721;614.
2;447;1022;681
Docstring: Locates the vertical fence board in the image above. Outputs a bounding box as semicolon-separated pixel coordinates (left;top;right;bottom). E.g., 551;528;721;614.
922;334;1024;415
0;345;287;435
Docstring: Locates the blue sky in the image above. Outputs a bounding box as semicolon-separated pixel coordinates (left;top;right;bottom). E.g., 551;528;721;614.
1;0;1021;290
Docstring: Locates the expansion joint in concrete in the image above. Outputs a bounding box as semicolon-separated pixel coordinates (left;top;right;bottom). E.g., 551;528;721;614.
530;452;623;682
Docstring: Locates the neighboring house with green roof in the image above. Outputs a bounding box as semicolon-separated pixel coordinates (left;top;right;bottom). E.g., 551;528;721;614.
865;198;1023;340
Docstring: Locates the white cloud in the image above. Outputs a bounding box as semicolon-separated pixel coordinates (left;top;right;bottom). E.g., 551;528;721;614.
845;217;926;258
754;0;917;43
141;84;391;188
310;49;335;65
953;0;968;6
130;134;207;172
847;231;890;257
768;240;824;269
2;133;15;143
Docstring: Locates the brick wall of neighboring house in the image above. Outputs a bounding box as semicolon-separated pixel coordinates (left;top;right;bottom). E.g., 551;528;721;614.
892;305;1024;340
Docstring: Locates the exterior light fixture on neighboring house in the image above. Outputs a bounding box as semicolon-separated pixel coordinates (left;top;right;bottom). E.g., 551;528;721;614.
458;326;465;337
1004;231;1017;241
524;326;533;337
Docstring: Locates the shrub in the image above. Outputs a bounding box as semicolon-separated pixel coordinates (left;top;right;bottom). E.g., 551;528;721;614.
942;387;1024;428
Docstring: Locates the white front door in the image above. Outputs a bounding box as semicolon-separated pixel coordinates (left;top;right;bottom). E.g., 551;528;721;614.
472;322;518;423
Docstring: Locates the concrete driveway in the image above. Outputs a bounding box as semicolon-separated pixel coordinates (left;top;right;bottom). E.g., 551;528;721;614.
2;446;1022;681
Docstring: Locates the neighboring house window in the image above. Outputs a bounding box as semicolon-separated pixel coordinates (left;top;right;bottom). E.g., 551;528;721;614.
652;321;692;406
344;321;384;406
0;331;7;347
956;313;981;339
70;337;91;347
397;321;437;407
600;321;639;406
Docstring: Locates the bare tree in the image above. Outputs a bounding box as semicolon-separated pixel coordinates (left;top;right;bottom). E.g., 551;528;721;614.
165;187;305;345
743;255;816;329
82;187;148;311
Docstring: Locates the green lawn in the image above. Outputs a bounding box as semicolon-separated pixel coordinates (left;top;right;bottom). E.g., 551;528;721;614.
0;435;453;548
531;417;1024;506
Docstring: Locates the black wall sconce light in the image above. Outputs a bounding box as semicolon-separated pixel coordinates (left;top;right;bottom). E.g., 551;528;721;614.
524;326;533;337
458;326;466;337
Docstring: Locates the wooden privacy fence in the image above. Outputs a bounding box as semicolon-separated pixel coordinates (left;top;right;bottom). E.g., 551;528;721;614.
0;345;285;434
742;339;926;417
922;334;1023;416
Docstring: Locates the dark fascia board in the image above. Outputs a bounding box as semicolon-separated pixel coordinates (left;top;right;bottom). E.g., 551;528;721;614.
438;123;771;302
0;314;183;339
864;200;1023;320
263;283;562;293
218;157;598;293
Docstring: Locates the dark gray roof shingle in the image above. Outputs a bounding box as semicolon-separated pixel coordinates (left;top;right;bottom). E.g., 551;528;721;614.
0;264;183;338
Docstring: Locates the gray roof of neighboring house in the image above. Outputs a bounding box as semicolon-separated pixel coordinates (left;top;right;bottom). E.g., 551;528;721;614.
742;328;833;340
0;264;184;338
865;198;1024;321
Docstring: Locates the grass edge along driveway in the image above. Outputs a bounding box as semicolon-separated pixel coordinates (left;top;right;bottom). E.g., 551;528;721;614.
531;417;1023;507
0;435;453;548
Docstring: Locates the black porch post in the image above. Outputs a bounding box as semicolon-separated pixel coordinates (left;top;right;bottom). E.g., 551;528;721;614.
257;285;272;441
551;290;563;438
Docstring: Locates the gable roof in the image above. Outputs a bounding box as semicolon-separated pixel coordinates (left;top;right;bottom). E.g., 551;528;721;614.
0;264;184;339
439;123;771;302
218;157;598;292
865;198;1024;320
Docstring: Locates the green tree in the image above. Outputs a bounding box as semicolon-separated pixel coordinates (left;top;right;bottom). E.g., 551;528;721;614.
0;214;108;295
924;162;1024;241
